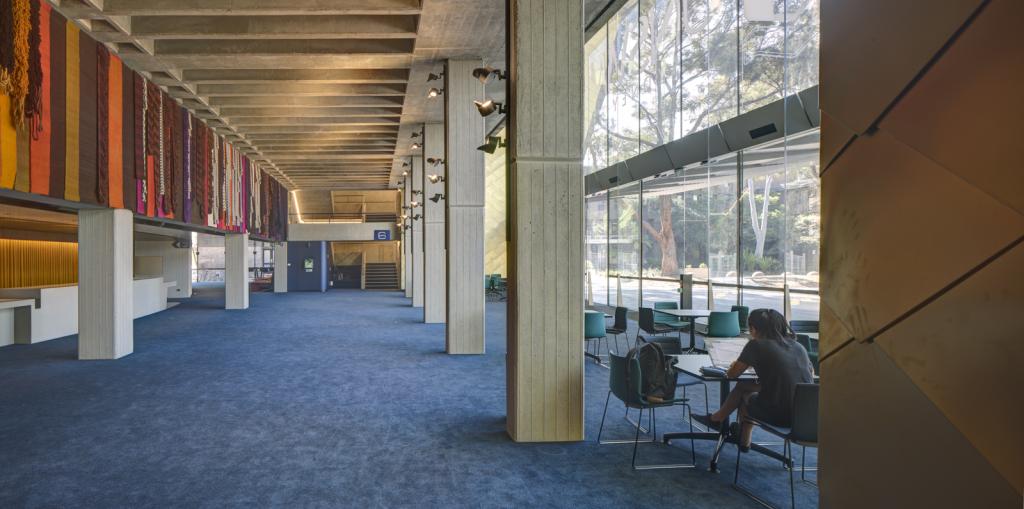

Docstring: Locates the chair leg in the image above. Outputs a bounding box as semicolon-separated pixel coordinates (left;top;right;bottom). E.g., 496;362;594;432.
631;408;644;469
596;390;611;443
788;440;796;509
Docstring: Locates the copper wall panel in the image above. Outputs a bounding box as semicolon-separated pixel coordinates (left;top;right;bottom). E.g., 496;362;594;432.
819;111;855;173
875;242;1024;492
820;341;1020;507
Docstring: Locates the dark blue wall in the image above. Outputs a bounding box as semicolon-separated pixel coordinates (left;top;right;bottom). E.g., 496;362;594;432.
287;241;328;292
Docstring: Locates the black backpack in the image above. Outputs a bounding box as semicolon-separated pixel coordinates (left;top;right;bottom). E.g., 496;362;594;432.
626;338;678;402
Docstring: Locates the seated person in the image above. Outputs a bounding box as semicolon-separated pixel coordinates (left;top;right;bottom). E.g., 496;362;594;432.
692;308;814;450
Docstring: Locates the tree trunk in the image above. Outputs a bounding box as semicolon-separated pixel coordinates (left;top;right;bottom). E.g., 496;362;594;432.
642;195;679;277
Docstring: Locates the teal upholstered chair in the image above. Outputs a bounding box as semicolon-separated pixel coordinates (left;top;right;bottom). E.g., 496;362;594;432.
731;305;750;333
705;311;741;338
584;310;608;364
796;334;820;374
653;301;690;332
596;351;695;470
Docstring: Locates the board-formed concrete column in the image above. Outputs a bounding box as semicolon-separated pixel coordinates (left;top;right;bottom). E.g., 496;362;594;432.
411;148;425;308
273;242;288;293
423;123;446;323
505;0;584;442
402;172;413;298
444;59;486;354
78;209;134;360
225;233;250;309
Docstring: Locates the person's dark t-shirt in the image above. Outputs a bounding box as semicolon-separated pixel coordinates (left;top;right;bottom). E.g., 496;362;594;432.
738;337;813;426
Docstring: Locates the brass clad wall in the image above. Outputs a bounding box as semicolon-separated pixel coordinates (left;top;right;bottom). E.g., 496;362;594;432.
820;0;1023;505
0;239;78;288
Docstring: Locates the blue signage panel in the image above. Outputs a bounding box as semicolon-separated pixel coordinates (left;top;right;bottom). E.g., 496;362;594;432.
373;230;391;241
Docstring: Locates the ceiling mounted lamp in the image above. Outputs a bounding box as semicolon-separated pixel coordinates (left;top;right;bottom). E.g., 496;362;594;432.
472;66;507;84
427;71;445;82
411;190;423;196
476;135;507;154
411;142;422;150
426;157;445;166
427;174;445;184
429;193;446;203
427;87;444;98
474;99;506;117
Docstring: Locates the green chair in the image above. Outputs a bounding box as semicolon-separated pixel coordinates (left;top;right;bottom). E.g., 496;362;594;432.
706;311;741;338
596;351;695;470
584;310;607;365
731;305;750;333
796;334;820;374
653;301;690;332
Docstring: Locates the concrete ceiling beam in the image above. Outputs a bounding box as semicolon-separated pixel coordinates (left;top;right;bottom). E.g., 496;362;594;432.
153;39;415;57
221;107;403;118
197;83;406;97
100;0;421;16
129;15;418;39
229;117;400;127
208;95;405;108
181;68;410;84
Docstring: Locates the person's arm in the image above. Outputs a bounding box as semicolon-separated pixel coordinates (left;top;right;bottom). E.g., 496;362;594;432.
727;360;749;379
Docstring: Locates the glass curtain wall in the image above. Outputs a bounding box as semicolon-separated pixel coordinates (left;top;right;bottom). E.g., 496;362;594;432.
584;0;821;319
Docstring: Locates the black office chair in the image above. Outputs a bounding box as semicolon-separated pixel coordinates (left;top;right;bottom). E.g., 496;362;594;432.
638;307;682;354
597;351;695;470
605;307;628;354
796;334;820;374
734;383;819;509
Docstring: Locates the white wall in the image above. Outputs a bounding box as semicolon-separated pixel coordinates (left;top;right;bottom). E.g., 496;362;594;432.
135;241;193;299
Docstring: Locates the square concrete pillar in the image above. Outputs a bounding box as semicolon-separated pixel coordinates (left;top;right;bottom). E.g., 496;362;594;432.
411;151;425;308
78;209;134;360
423;123;447;323
403;172;414;298
273;242;288;293
444;59;486;354
225;233;249;309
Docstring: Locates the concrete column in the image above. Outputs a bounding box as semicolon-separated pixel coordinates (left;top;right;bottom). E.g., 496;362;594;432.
444;59;486;354
78;209;134;360
402;173;413;298
423;123;447;323
411;149;425;308
225;233;250;309
505;0;584;442
273;242;288;293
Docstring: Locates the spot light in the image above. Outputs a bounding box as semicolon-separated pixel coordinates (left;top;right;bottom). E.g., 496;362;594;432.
411;142;422;150
427;87;444;98
429;193;445;203
411;190;423;196
472;66;507;84
427;174;445;184
426;157;445;166
476;136;506;154
474;99;506;117
427;71;445;82
401;170;409;177
410;201;422;209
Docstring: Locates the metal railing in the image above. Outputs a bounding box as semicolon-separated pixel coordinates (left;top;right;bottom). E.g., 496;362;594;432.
290;213;398;224
604;273;820;296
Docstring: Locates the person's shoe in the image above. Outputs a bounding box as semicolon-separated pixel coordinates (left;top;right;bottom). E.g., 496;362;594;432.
729;422;751;452
691;413;725;432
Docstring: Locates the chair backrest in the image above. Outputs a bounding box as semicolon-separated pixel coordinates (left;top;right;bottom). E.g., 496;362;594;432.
653;301;678;325
584;311;606;339
795;333;818;354
608;351;644;406
790;383;819;444
707;311;740;337
613;306;628;330
731;305;750;332
790;320;819;333
638;307;657;334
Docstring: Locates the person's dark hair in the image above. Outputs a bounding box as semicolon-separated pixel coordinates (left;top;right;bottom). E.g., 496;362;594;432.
747;308;794;341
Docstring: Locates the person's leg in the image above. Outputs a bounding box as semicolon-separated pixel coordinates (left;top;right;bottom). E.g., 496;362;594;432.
710;381;759;423
738;397;755;448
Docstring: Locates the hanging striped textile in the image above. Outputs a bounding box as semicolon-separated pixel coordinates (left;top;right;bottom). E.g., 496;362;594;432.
0;95;16;189
95;42;108;206
28;0;49;194
63;20;78;202
47;6;64;198
107;53;123;208
121;63;134;209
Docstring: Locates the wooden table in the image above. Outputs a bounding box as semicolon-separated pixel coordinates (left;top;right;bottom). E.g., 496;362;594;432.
654;308;712;352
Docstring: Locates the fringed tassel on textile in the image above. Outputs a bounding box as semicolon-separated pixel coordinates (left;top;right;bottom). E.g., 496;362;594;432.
26;0;42;135
10;0;31;125
0;0;14;93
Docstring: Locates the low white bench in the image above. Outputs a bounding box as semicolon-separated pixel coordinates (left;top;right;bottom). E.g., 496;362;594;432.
0;298;36;347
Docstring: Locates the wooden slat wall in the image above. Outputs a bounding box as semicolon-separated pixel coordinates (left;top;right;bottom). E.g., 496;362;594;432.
0;239;78;288
506;0;584;442
443;59;486;353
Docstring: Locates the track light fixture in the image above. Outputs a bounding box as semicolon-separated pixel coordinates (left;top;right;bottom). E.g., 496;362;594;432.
410;214;422;221
411;142;422;150
411;190;423;196
410;201;421;209
401;170;409;177
426;157;445;166
472;66;507;84
474;99;506;117
427;87;444;98
427;174;445;184
476;135;507;154
411;132;422;139
429;193;445;203
402;161;410;168
427;71;445;82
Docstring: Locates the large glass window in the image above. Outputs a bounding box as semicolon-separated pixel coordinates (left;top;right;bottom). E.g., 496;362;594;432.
583;26;608;175
608;181;641;309
585;194;609;305
607;0;641;164
639;0;681;149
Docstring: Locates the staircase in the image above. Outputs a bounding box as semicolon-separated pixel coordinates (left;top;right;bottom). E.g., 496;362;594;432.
364;263;399;290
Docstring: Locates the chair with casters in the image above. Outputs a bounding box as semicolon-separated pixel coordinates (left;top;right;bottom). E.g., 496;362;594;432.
731;305;750;333
605;307;629;354
596;351;696;470
734;383;819;509
789;320;819;334
584;310;608;365
638;307;682;354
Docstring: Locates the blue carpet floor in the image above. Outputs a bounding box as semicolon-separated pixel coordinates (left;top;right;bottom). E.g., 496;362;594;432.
0;287;817;508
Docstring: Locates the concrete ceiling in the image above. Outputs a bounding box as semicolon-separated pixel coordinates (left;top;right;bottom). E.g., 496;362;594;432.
56;0;607;196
